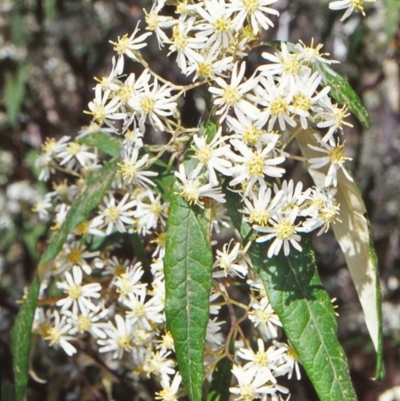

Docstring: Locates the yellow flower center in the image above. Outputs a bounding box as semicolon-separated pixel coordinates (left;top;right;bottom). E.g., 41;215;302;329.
105;206;120;222
270;97;288;116
249;209;270;226
254;350;268;366
112;34;130;54
145;12;159;31
117;334;132;350
332;104;350;129
243;0;260;13
172;26;187;50
328;143;345;163
140;97;155;114
156;388;175;401
222;86;242;106
253;308;272;322
243;126;264;145
91;104;106;124
42;138;57;153
150;201;162;216
195;145;212;165
68;285;82;300
197;62;213;78
133;304;146;317
283;54;301;75
275;219;296;240
119;162;138;183
352;0;365;11
213;16;231;32
180;186;199;206
117;275;132;296
76;315;91;333
239;384;255;401
75;221;89;236
292;93;311;111
320;207;338;225
67;142;81;156
247;153;264;177
67;249;83;264
45;327;61;346
119;85;133;104
152;231;166;247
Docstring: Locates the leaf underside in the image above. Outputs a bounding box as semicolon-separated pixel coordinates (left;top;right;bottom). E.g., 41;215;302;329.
296;129;383;378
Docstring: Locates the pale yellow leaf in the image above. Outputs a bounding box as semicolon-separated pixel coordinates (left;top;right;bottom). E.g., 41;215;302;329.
296;129;381;353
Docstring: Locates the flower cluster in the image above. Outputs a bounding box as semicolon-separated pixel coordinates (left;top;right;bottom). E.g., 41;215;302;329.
30;0;372;399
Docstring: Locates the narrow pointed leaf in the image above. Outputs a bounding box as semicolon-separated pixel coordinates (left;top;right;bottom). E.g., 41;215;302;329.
206;355;233;401
296;129;383;378
38;157;120;277
78;133;121;157
225;190;358;401
11;158;119;401
316;61;371;129
11;275;40;401
164;190;213;401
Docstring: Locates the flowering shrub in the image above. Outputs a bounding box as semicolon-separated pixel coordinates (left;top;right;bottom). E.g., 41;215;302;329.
11;0;384;400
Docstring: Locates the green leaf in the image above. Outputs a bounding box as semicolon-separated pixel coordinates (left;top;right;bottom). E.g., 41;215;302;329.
38;157;120;277
78;133;121;157
11;274;40;401
225;190;358;401
164;190;213;401
4;64;28;127
385;0;400;42
130;233;151;272
316;61;371;129
11;158;119;401
296;129;384;378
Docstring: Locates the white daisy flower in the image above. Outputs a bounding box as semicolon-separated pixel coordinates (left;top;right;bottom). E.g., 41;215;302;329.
213;240;249;278
237;338;287;382
98;314;135;359
229;0;279;34
329;0;376;21
91;192;136;236
44;311;77;356
229;139;286;196
248;297;282;339
56;265;102;315
255;209;305;258
308;134;353;187
155;372;182;401
119;146;158;188
175;164;226;207
191;127;233;186
209;61;259;121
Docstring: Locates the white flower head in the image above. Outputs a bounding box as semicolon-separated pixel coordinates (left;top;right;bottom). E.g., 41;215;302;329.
175;164;226;207
56;265;102;315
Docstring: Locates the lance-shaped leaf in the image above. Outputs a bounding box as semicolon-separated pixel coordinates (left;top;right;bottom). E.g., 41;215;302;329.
296;129;383;378
78;133;121;157
316;61;371;130
11;275;40;401
164;190;213;401
225;189;358;401
11;157;120;401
